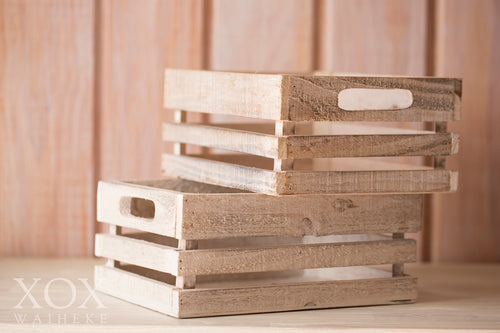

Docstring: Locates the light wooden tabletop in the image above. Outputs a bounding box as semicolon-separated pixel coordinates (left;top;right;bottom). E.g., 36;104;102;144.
1;258;499;332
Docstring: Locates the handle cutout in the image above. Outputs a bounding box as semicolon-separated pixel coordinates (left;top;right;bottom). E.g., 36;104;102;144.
120;197;155;219
338;88;413;111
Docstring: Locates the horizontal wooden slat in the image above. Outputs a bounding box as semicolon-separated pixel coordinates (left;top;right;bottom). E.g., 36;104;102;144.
180;192;422;239
163;122;459;158
95;233;178;273
162;154;458;195
164;69;461;121
180;238;416;275
163;122;279;157
95;265;417;318
95;233;416;275
95;265;178;316
164;69;284;120
286;75;461;121
97;179;422;239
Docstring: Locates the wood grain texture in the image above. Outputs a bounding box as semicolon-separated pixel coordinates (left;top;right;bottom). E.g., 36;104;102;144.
318;0;428;75
164;69;461;121
210;0;314;72
163;122;459;158
97;0;205;180
95;233;416;276
0;0;95;256
431;0;500;261
286;75;461;121
95;264;416;318
97;179;422;239
162;154;458;195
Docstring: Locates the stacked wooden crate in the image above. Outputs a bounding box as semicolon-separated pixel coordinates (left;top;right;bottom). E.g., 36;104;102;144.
95;69;461;318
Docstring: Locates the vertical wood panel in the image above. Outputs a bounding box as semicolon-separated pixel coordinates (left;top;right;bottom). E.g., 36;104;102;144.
96;0;206;232
431;0;500;261
0;0;95;256
97;0;205;180
318;0;428;75
210;0;314;72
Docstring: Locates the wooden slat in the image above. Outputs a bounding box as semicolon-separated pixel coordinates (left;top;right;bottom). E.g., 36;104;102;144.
178;275;416;318
95;233;416;275
162;154;458;195
318;0;428;75
431;0;500;261
97;179;422;239
164;69;460;121
94;265;178;316
163;122;279;157
210;0;314;72
0;0;95;256
95;265;417;318
286;75;460;121
163;122;459;159
95;233;179;275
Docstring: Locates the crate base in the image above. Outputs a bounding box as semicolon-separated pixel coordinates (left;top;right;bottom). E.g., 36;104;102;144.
95;265;417;318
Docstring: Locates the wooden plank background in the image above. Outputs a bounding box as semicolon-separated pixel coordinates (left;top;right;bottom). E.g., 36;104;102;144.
0;0;95;256
0;0;498;261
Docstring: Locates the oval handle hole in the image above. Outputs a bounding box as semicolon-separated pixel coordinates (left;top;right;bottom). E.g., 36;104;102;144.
119;197;155;219
338;88;413;111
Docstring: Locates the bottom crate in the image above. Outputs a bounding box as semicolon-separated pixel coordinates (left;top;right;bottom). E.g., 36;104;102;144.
95;264;417;318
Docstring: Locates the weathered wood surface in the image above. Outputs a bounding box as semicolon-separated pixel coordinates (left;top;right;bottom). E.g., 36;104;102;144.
95;233;416;276
0;0;95;256
430;0;500;262
97;179;422;239
164;69;461;121
163;122;459;158
161;154;458;195
98;0;205;181
95;264;417;318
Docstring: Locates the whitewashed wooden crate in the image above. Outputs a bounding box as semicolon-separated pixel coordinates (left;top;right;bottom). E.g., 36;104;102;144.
95;178;419;318
161;69;460;195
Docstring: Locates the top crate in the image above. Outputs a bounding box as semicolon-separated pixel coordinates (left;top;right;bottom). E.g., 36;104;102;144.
164;69;461;122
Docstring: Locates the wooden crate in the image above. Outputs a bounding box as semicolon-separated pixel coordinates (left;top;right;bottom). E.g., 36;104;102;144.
162;69;460;195
95;178;419;318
